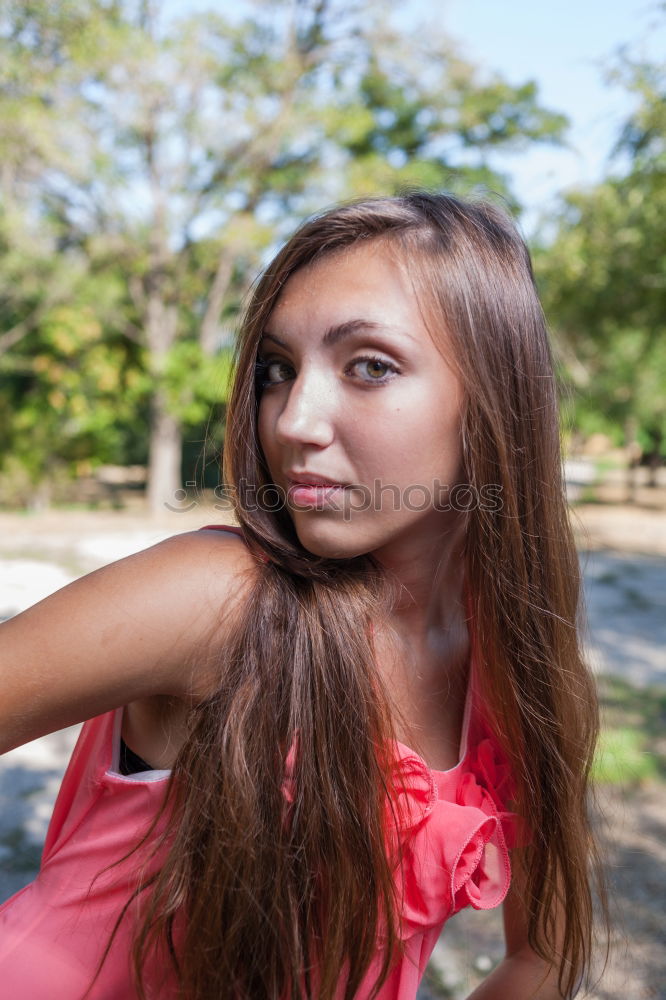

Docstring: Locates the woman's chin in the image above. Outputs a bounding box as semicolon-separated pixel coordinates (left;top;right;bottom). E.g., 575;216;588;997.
292;518;374;562
298;537;369;562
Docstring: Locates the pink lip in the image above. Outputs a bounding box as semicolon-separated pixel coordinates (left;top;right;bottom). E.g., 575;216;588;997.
285;472;348;509
285;470;346;488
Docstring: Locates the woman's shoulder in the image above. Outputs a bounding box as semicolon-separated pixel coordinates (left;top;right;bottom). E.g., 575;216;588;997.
85;523;260;660
154;524;260;691
146;520;258;605
152;522;259;596
0;524;259;752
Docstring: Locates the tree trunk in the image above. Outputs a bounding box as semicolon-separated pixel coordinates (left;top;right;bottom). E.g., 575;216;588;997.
624;416;641;504
145;293;180;516
147;387;182;515
646;428;662;488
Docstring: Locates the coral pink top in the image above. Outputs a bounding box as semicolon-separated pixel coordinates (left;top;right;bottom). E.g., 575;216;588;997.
0;525;521;999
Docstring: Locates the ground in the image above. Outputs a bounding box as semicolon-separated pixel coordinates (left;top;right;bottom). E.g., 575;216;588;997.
0;500;664;998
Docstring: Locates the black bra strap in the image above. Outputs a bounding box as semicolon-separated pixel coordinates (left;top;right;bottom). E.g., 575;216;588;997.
118;738;155;775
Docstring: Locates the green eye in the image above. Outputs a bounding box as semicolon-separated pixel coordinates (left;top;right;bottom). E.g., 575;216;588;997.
365;360;389;378
350;356;398;383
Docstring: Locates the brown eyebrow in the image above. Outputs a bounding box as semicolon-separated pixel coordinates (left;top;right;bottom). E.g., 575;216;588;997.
260;331;288;348
322;319;384;347
261;319;410;350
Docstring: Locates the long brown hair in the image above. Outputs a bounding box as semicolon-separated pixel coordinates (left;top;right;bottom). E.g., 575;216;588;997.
126;193;603;998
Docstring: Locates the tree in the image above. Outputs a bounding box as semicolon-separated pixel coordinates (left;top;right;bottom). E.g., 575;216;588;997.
1;0;568;512
535;49;666;489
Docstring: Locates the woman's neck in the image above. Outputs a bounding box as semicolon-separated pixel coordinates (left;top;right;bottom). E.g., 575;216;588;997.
371;519;470;767
376;517;467;642
373;617;470;771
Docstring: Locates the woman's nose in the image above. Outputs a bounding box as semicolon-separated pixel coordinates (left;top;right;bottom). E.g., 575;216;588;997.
274;371;335;448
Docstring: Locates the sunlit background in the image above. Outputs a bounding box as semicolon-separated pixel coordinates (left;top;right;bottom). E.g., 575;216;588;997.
0;2;664;997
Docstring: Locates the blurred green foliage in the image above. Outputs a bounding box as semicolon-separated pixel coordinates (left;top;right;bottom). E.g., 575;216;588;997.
535;52;666;462
594;675;666;785
2;1;661;509
592;727;659;784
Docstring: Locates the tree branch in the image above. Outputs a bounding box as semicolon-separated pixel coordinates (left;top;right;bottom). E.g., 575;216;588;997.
199;249;234;356
0;304;49;356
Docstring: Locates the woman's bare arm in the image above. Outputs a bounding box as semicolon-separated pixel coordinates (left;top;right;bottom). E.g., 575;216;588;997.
466;873;564;1000
0;529;257;753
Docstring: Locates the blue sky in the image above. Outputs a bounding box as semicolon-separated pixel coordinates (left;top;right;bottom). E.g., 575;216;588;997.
167;0;665;233
431;0;666;232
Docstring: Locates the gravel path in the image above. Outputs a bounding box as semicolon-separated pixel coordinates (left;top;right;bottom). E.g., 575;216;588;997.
0;505;664;998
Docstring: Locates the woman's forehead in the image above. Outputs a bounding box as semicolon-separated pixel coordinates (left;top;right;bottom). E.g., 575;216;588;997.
267;243;416;327
263;242;453;366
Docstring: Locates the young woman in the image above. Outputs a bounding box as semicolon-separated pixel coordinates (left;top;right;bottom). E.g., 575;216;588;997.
0;192;603;999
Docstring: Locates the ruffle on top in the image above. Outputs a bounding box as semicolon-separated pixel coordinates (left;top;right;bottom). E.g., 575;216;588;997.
281;726;523;941
385;733;522;937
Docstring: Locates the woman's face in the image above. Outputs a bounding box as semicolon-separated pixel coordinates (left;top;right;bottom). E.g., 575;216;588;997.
257;241;464;563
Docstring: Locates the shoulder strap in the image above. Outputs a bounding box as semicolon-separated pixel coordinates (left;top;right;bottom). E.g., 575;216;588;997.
198;522;270;564
198;523;243;536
